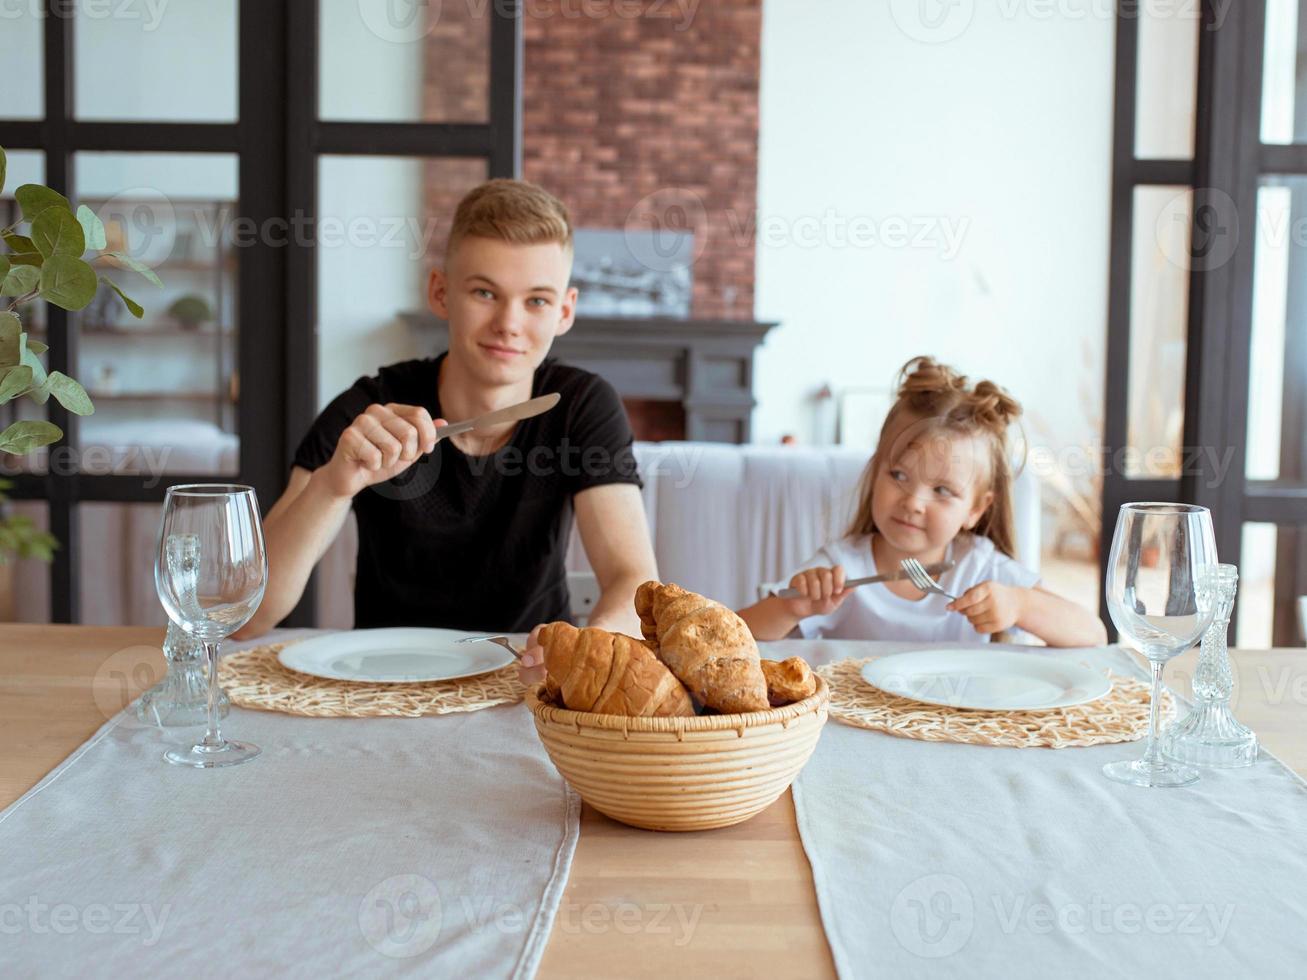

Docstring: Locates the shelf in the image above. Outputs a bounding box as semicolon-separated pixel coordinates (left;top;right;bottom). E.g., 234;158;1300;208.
88;392;227;402
101;259;236;272
83;325;232;338
27;325;233;338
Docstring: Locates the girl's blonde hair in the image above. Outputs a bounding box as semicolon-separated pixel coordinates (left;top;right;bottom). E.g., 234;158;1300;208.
847;356;1025;558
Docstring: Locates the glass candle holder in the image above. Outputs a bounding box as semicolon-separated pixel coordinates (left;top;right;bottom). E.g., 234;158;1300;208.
1162;564;1258;768
135;619;230;727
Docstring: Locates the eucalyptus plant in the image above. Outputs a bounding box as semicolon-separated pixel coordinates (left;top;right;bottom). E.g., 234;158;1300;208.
0;144;162;564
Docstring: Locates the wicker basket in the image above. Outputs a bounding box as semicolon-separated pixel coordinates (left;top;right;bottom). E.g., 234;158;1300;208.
526;677;830;832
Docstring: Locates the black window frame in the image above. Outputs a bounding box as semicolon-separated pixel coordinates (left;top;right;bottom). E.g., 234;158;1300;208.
1105;0;1307;644
0;0;523;627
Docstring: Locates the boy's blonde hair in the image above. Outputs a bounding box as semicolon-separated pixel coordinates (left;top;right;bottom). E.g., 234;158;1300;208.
446;178;574;259
848;356;1025;560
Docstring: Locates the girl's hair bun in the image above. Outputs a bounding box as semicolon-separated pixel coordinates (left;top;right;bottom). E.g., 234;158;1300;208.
968;380;1022;431
893;356;1020;434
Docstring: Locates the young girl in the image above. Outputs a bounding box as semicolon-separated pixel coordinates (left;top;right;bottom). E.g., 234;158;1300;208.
738;357;1107;647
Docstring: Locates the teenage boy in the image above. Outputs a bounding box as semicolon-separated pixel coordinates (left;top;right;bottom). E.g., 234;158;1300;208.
236;180;657;668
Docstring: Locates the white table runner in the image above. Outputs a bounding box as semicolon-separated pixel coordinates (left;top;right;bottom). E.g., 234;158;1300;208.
0;631;579;978
772;640;1307;979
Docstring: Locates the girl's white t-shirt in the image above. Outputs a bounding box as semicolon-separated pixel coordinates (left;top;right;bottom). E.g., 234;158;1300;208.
790;533;1041;643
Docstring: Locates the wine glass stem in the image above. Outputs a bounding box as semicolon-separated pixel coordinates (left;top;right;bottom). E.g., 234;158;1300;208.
202;640;225;750
1142;659;1165;768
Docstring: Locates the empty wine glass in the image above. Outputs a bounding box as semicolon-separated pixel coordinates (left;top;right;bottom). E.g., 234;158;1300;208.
154;484;267;768
1103;502;1218;788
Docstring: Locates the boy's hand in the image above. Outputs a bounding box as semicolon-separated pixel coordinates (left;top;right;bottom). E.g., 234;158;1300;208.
320;403;445;500
781;565;851;619
949;581;1024;635
518;623;546;688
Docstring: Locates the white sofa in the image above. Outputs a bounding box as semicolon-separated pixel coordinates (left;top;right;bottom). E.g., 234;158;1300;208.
317;441;1040;629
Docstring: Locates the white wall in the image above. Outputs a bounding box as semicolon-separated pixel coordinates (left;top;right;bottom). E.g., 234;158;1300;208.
753;0;1116;453
317;156;426;407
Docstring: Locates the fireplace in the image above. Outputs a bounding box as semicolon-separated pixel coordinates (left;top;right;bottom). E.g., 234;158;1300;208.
402;315;777;443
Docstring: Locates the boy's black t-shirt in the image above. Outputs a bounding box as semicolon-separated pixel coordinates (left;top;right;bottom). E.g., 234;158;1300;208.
292;353;641;632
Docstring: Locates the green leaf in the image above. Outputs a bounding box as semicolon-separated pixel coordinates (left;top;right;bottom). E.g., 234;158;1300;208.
0;312;19;369
44;371;94;416
25;338;48;354
0;147;7;198
0;419;62;455
2;232;42;267
0;365;33;403
38;255;97;311
31;207;86;259
98;275;144;319
14;185;72;224
19;337;47;398
0;255;8;282
101;250;163;289
22;534;57;563
76;205;107;251
0;263;41;298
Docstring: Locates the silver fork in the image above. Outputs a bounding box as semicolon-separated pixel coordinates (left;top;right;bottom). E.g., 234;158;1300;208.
455;635;524;660
900;558;959;602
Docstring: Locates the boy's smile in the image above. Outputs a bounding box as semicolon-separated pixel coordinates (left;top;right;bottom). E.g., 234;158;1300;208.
428;235;579;392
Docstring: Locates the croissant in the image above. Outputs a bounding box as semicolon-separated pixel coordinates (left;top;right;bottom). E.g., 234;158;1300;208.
537;621;695;717
634;581;770;713
761;657;817;707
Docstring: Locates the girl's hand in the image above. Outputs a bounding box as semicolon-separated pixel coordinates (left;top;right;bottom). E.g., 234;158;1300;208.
782;565;851;619
518;623;546;687
949;581;1025;635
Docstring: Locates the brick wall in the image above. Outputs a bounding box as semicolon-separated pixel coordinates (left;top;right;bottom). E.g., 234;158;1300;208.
424;0;762;319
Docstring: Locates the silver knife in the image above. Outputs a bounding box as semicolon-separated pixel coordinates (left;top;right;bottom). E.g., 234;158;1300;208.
772;560;955;599
434;392;561;442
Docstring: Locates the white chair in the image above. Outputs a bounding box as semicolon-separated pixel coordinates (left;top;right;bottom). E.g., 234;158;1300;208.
564;441;1041;616
317;440;1042;628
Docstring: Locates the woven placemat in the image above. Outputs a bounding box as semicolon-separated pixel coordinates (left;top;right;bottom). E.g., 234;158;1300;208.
216;643;527;718
817;657;1176;749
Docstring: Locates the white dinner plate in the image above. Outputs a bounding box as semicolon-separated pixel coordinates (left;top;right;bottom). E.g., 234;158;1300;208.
277;628;516;683
860;649;1112;711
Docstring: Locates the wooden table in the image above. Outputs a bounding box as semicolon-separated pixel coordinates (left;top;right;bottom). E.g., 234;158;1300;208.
2;626;1303;978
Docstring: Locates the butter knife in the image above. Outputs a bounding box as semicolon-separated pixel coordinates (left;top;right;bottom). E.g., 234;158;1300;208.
772;560;955;599
435;392;561;442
